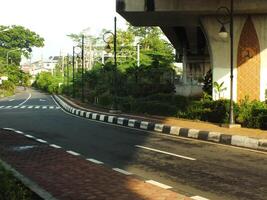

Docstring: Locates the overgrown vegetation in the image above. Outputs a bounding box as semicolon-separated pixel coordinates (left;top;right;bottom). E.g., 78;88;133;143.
0;164;38;200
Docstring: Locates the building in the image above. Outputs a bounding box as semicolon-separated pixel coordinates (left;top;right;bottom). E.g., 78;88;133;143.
117;0;267;101
21;56;61;77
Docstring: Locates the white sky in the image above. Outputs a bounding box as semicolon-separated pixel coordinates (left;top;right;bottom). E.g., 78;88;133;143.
0;0;126;61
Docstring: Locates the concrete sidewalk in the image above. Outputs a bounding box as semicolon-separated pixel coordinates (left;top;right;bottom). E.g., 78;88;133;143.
0;129;191;200
57;95;267;152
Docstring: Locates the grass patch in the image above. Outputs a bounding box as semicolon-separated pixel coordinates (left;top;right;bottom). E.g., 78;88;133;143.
0;163;41;200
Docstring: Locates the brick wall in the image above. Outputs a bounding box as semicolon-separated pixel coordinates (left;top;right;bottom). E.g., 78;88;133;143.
237;17;261;102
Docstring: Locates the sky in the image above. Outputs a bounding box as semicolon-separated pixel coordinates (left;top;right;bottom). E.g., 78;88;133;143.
0;0;126;62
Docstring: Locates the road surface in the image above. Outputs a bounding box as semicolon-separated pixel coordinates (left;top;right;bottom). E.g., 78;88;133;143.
0;88;266;200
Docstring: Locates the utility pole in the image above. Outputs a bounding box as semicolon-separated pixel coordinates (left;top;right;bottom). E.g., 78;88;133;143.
137;43;140;67
72;46;76;98
66;54;70;95
81;35;85;102
229;0;235;125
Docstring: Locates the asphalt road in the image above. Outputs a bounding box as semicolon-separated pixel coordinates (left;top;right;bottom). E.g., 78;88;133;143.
0;88;266;200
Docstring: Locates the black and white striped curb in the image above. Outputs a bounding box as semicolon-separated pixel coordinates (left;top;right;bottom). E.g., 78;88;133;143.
53;95;267;152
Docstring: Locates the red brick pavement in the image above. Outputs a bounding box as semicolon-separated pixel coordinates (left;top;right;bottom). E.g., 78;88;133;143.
0;130;191;200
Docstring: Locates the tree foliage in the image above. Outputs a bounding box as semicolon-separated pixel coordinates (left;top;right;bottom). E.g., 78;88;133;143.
0;25;44;59
0;25;44;97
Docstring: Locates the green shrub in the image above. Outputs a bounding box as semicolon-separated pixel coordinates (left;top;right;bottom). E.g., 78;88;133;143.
179;100;239;124
0;80;15;97
132;101;177;116
237;99;267;128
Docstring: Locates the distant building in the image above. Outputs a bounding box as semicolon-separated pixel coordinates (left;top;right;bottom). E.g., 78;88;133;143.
21;56;61;77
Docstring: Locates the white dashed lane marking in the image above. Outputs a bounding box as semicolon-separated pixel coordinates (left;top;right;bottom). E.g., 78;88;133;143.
0;105;61;110
191;196;210;200
66;151;80;156
135;145;196;161
145;180;172;189
112;168;133;175
86;158;104;165
50;144;62;149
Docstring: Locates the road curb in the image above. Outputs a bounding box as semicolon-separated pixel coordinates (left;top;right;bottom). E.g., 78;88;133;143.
53;95;267;152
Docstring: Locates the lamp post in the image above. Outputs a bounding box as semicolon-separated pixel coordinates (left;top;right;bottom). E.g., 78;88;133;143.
72;46;81;98
66;54;70;95
81;34;85;102
103;17;120;113
216;0;235;125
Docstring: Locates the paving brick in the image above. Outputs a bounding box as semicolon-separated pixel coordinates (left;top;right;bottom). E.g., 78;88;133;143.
0;130;191;200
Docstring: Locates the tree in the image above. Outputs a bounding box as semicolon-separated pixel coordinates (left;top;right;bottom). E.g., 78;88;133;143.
0;25;44;65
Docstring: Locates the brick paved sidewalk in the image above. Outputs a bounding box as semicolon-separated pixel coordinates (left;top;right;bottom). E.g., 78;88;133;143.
60;95;267;140
0;129;191;200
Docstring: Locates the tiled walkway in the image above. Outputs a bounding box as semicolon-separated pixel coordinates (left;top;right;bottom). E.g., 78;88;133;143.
0;129;191;200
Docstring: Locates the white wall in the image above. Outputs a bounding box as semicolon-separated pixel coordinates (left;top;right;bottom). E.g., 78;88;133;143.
201;16;246;101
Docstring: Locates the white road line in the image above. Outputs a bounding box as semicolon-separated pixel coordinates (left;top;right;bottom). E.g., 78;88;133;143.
135;145;196;161
9;99;15;102
112;168;132;175
36;139;48;144
35;106;40;109
66;150;80;156
0;106;5;108
50;144;62;149
13;106;19;109
40;99;46;102
191;196;210;200
20;106;26;109
6;106;12;109
42;106;47;109
145;180;172;189
17;92;32;107
86;158;104;165
3;128;16;131
28;106;33;109
25;134;35;139
49;106;54;109
56;107;60;109
15;131;24;134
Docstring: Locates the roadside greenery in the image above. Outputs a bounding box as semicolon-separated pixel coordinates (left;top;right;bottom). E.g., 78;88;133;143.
35;24;267;130
0;25;44;97
0;164;37;200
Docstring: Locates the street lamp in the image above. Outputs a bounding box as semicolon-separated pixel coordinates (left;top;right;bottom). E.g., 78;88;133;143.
72;46;81;98
216;0;235;125
103;17;120;113
81;35;85;102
